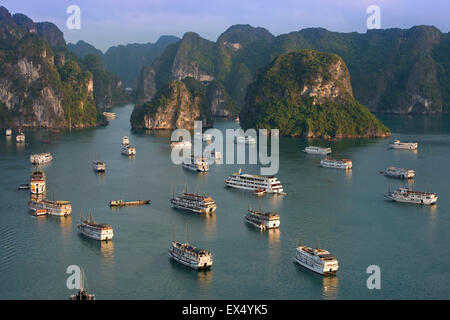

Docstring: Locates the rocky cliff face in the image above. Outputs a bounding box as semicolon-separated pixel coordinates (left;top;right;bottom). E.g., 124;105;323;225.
0;6;103;128
134;24;450;115
130;78;213;130
240;50;390;138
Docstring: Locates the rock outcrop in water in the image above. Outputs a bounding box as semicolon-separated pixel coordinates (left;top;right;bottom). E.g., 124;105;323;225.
130;78;214;130
240;50;390;138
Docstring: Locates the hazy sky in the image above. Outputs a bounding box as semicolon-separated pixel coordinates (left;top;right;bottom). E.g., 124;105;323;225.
2;0;449;52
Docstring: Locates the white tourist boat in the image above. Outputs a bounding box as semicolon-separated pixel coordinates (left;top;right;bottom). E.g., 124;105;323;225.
77;211;114;241
168;226;213;270
203;133;213;141
93;160;106;172
244;207;280;230
236;136;256;145
389;139;418;150
28;199;72;216
122;136;129;145
320;158;352;169
30;170;46;194
225;169;284;194
30;153;53;165
293;238;339;276
102;111;115;120
171;192;217;214
384;186;438;205
182;155;209;172
303;146;332;155
380;167;414;179
16;131;25;143
5;129;12;136
171;141;192;148
121;145;136;156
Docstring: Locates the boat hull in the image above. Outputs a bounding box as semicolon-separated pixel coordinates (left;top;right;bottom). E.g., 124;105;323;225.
293;256;337;276
384;194;437;205
168;251;212;270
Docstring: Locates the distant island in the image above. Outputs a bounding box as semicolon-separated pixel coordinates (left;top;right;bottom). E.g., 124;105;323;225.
240;50;390;138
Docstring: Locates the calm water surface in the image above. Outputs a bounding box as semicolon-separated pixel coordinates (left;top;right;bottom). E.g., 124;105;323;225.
0;105;449;299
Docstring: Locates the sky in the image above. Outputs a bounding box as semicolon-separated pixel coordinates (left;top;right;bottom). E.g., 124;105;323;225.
2;0;449;52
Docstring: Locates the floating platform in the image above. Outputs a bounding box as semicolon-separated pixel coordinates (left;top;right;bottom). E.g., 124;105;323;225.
109;200;151;207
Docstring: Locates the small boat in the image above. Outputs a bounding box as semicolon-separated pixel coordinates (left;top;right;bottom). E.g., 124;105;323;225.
122;136;130;146
16;130;25;143
235;117;240;123
33;209;47;216
121;145;136;156
182;155;209;172
384;186;437;205
254;188;265;196
5;129;12;136
303;146;332;155
171;191;217;214
69;269;95;300
293;236;339;276
28;199;72;216
30;153;53;165
380;167;414;179
109;199;151;207
245;206;280;230
18;183;30;190
389;139;418;150
236;136;256;145
77;210;114;241
320;158;352;170
168;225;213;270
171;141;192;148
93;160;106;172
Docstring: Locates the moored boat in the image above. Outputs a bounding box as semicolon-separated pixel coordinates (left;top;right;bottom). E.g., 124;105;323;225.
225;169;284;194
384;186;437;205
28;199;72;216
69;269;95;300
182;155;209;172
5;129;12;136
122;136;129;145
30;153;53;165
245;207;280;230
16;130;25;143
389;139;418;150
171;141;192;148
236;136;256;145
109;199;150;207
380;167;414;179
18;183;30;190
121;145;136;156
93;160;106;172
293;237;339;276
320;158;352;169
77;210;114;241
303;146;332;155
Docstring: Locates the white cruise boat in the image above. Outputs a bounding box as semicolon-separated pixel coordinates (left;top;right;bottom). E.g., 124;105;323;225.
93;160;106;172
320;158;352;169
293;240;339;276
168;226;213;270
28;199;72;216
5;129;12;136
225;169;284;194
30;153;53;165
77;211;114;241
30;170;46;194
171;141;192;148
203;133;213;141
381;167;414;179
244;207;280;230
389;139;418;150
16;131;25;143
171;192;217;214
385;186;438;205
102;112;115;120
303;146;332;155
121;145;136;156
182;156;209;172
236;136;256;145
122;136;129;145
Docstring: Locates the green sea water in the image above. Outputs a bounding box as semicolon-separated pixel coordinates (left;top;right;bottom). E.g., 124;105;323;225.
0;104;449;299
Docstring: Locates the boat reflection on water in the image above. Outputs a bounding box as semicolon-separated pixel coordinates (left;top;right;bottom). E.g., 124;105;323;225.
345;169;352;180
58;215;72;238
267;228;280;246
322;275;338;300
198;269;213;294
202;213;217;240
100;240;115;262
